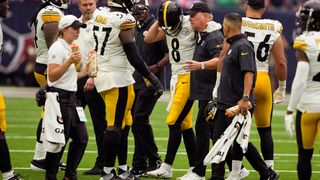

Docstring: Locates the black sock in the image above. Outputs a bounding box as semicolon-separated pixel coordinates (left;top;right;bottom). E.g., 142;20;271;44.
0;139;12;172
298;147;313;180
164;125;182;165
182;128;196;167
118;126;130;166
36;118;43;143
103;130;121;167
257;127;273;160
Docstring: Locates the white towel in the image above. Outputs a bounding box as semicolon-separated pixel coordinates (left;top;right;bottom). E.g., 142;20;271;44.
41;92;65;153
236;112;252;153
204;112;251;165
166;75;178;112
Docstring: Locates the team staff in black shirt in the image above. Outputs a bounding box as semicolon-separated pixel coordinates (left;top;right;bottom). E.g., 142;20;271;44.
130;1;169;177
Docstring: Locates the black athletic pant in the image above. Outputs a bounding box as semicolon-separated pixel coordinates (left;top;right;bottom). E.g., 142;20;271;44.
193;100;211;177
131;88;161;169
45;88;88;180
77;77;106;168
0;133;12;173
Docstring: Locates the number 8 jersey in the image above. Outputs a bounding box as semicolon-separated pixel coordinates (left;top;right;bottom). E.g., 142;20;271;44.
241;17;283;72
93;8;136;92
293;31;320;112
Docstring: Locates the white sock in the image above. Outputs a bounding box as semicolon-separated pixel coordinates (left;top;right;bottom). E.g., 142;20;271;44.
33;142;46;160
3;170;14;180
103;167;114;174
232;160;242;174
118;165;128;171
265;160;274;169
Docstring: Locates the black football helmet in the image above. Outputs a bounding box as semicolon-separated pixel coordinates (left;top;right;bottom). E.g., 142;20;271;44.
107;0;139;11
296;0;320;34
157;1;183;36
43;0;70;9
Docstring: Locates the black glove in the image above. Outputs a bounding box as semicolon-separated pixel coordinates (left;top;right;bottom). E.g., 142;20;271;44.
146;73;164;98
204;98;217;122
35;84;47;107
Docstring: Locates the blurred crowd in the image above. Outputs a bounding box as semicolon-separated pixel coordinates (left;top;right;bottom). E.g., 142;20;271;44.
9;0;307;12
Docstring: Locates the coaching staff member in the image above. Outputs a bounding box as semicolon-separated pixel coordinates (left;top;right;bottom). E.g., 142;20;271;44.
130;1;169;177
211;12;278;180
181;2;223;179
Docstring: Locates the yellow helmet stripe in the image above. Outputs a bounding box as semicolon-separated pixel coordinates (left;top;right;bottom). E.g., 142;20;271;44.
163;1;170;28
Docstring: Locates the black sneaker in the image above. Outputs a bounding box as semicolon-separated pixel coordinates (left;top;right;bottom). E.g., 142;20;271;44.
130;167;146;178
83;166;103;175
30;159;46;171
145;159;162;172
268;168;280;180
100;169;118;180
118;167;134;180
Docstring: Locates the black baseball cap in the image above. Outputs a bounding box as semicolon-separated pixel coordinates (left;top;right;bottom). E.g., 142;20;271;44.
247;0;265;9
184;2;212;16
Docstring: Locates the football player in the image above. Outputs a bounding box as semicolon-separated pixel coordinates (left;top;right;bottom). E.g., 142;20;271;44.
29;0;67;170
241;0;288;170
284;0;320;179
92;0;163;179
145;1;197;178
0;1;22;179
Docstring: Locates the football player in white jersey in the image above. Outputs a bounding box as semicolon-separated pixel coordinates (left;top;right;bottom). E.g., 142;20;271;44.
93;0;163;179
145;1;197;178
29;0;67;171
240;0;287;169
284;0;320;179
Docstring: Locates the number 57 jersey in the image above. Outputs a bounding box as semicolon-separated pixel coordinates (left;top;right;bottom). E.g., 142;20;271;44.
92;8;136;92
241;17;283;72
293;31;320;112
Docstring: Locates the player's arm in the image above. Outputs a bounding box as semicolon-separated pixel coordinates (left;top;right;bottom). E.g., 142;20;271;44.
43;22;59;49
284;50;309;136
271;36;287;82
144;21;166;44
120;29;163;97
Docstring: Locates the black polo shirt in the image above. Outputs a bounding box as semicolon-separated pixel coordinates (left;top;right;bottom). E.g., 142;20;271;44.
133;15;169;89
189;30;224;100
217;34;256;110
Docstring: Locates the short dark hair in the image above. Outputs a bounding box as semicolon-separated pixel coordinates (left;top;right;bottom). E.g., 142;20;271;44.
224;12;242;29
247;0;265;10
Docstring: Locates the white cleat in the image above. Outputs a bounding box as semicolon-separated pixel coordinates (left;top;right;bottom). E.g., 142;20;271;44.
146;163;172;179
226;167;250;180
178;172;205;180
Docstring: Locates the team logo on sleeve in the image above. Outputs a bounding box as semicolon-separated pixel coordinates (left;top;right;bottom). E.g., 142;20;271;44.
182;27;190;36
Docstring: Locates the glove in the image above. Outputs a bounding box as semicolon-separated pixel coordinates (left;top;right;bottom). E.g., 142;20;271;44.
284;113;294;137
146;73;164;98
274;80;286;104
204;98;217;122
35;84;48;107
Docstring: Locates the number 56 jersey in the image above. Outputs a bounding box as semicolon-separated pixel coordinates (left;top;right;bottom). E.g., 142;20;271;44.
293;31;320;112
241;17;283;72
93;8;136;93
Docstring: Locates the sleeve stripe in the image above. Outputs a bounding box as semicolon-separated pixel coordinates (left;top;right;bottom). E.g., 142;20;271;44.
42;15;61;23
120;22;136;30
293;42;307;51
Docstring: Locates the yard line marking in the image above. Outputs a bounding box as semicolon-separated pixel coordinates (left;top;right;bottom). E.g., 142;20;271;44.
10;167;320;173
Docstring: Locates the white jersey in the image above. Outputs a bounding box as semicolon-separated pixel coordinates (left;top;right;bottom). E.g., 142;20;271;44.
166;15;195;75
35;5;64;65
47;38;77;92
74;10;97;66
293;31;320;112
92;8;136;92
241;17;282;72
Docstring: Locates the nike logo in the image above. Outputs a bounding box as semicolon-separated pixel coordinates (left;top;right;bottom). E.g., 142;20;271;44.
216;44;223;48
241;52;248;56
182;82;188;84
157;172;166;177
